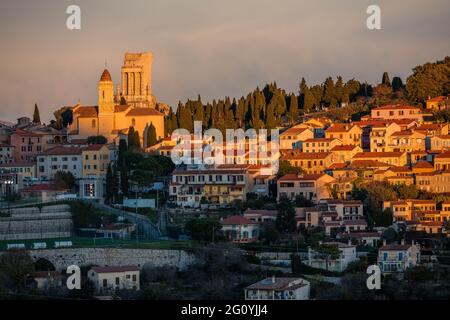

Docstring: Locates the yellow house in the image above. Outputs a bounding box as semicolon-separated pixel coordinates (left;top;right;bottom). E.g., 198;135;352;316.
434;151;450;171
280;127;314;150
430;135;450;151
282;152;334;174
352;151;407;167
369;122;401;152
82;144;113;179
426;95;450;111
302;138;342;153
386;130;426;153
325;124;362;147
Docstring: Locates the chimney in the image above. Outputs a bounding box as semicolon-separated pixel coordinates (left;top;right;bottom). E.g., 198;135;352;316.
401;239;405;245
271;275;276;284
348;239;352;246
383;239;387;246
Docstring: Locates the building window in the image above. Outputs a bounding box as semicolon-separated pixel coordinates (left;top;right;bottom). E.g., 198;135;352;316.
115;277;120;285
103;279;107;287
92;119;96;128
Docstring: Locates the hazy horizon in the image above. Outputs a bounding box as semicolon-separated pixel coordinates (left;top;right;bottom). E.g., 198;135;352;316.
0;0;449;123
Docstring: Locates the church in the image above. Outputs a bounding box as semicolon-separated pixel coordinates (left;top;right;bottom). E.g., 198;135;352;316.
68;52;165;145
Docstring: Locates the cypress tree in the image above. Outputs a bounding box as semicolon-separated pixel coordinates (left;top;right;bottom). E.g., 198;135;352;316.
127;127;135;148
105;164;114;203
382;72;391;87
120;160;129;196
146;122;157;148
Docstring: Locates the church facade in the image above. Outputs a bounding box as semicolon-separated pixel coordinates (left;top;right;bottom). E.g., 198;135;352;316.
68;52;164;145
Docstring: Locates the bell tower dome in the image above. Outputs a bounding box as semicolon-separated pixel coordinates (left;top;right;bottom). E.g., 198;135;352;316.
98;69;114;114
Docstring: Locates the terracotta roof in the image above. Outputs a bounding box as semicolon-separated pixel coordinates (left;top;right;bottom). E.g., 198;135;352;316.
413;161;433;169
222;215;256;225
12;129;43;137
326;124;358;133
100;69;112;81
40;146;82;156
283;152;331;160
349;160;391;168
343;220;367;226
331;145;359;151
327;163;347;170
73;106;98;118
84;144;107;151
126;108;163;117
278;173;329;181
372;104;420;111
354;152;404;158
435;151;450;159
380;244;415;251
388;166;411;173
434;135;450;140
280;127;310;136
91;265;140;273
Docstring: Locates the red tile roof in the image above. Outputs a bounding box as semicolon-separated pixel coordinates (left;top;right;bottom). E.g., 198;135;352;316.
221;215;256;225
372;104;420;111
354;152;404;158
331;145;359;151
283;152;331;160
74;106;98;118
326;124;358;133
84;144;107;151
12;129;43;137
40;146;82;156
435;151;450;159
126;108;163;117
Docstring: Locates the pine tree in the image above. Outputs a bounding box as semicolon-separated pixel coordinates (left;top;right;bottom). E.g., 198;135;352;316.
335;76;344;105
235;97;245;128
118;139;127;166
112;163;119;202
146;122;157;147
133;130;141;150
323;77;337;107
33;103;41;124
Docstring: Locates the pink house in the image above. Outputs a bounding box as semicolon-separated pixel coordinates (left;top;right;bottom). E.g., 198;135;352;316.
9;129;46;163
370;105;424;122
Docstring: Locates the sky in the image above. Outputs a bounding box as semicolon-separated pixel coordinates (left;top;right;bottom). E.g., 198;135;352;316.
0;0;449;123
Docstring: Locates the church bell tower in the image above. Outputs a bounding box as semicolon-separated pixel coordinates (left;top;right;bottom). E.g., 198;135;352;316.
97;69;115;138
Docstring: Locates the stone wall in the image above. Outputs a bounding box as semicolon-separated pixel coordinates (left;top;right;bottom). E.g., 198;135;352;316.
29;248;195;271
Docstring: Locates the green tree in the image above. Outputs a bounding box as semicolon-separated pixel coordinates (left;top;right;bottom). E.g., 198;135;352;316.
185;219;222;243
313;243;341;271
392;77;404;91
33;103;41;124
0;250;35;292
53;171;76;190
276;199;297;233
87;135;107;145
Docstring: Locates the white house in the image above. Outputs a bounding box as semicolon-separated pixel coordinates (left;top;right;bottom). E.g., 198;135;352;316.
87;265;140;294
37;146;83;180
221;215;259;243
307;242;358;272
245;276;310;300
377;241;421;274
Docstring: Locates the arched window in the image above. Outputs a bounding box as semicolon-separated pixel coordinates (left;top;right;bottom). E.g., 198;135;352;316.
92;119;96;128
102;91;105;99
131;118;136;126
